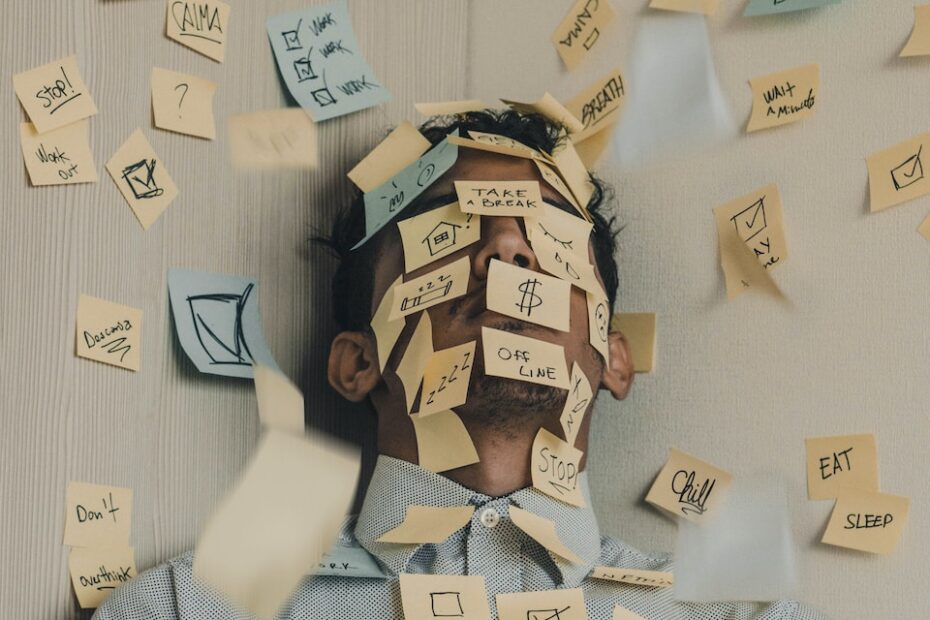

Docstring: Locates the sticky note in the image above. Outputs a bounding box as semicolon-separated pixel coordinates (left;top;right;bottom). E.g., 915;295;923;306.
551;0;616;70
744;0;843;17
266;0;390;122
572;121;618;168
508;507;581;564
312;543;389;578
399;573;490;620
560;362;592;446
919;211;930;241
746;64;819;133
347;121;430;193
193;429;360;620
20;120;97;186
415;100;488;116
533;159;585;217
151;67;218;140
63;482;133;548
591;566;674;587
253;364;305;435
377;505;474;544
567;68;627;138
532;231;602;297
866;132;930;212
821;489;910;555
397;203;480;273
458;131;551;163
456;180;543;217
550;139;595;212
649;0;720;15
481;327;570;389
586;291;611;363
166;0;230;62
613;606;647;620
389;256;470;321
167;268;280;378
106;129;178;230
610;313;657;373
68;546;136;609
411;409;480;473
394;312;434;413
418;341;476;417
75;294;142;372
487;260;571;332
901;5;930;57
805;434;879;500
371;275;405;371
645;448;732;524
497;588;586;620
525;202;593;258
531;428;585;507
227;108;318;170
13;55;97;134
501;93;585;134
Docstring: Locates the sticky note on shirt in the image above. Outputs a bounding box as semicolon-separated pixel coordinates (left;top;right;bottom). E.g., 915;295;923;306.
397;203;480;273
389;256;470;321
166;0;230;62
901;5;930;57
613;605;648;620
744;0;843;17
866;131;930;212
532;428;585;507
377;505;474;544
645;448;733;524
395;312;434;413
649;0;719;15
75;294;142;371
567;68;627;137
106;129;178;230
496;587;586;620
411;409;480;473
68;546;136;609
348;121;430;192
418;341;476;417
508;507;581;564
151;67;218;140
487;260;571;332
481;326;569;389
591;566;674;587
551;0;616;70
64;482;133;548
20;120;97;186
746;64;819;133
805;434;879;500
610;313;657;373
227;108;318;170
456;180;543;217
371;275;405;371
821;489;909;555
586;291;611;363
560;362;592;446
13;55;97;134
266;0;390;122
400;573;490;620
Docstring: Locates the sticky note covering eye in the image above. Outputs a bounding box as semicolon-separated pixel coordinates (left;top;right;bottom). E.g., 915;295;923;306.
20;120;97;186
63;482;133;548
456;180;543;217
610;313;657;373
507;507;582;564
418;341;476;417
496;588;586;620
649;0;720;15
227;108;318;170
151;67;218;140
560;362;592;446
744;0;843;17
411;409;480;473
901;5;930;57
389;256;470;321
69;546;137;609
106;129;179;230
399;573;491;620
166;0;230;62
487;260;571;332
481;326;570;389
866;132;930;212
821;489;910;555
13;55;97;134
347;121;430;193
377;505;474;544
75;294;142;372
805;434;879;500
531;428;586;507
645;448;733;524
746;64;819;133
551;0;616;70
398;203;480;273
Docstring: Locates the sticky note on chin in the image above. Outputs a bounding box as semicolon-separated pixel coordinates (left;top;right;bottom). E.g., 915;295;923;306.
481;326;569;389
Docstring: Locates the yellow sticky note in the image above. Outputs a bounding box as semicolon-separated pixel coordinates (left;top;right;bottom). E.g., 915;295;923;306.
525;202;592;258
389;256;471;321
567;69;626;137
508;507;581;564
20;120;97;186
75;294;142;372
166;0;230;62
550;139;595;212
151;67;217;140
411;409;480;473
68;546;137;609
106;129;179;230
645;448;733;524
347;121;430;192
456;180;544;217
821;489;910;555
551;0;616;70
448;134;548;163
531;428;585;507
13;55;97;134
610;313;656;373
487;260;571;332
532;233;602;297
649;0;719;16
469;131;552;162
560;362;592;446
572;120;618;169
497;589;587;620
63;482;133;548
400;573;490;620
613;605;647;620
746;64;819;133
371;276;405;372
415;100;488;116
481;326;570;389
586;291;610;363
253;364;305;435
866;132;930;212
919;211;930;241
805;434;879;500
901;5;930;57
227;108;318;170
533;159;586;218
397;202;481;273
395;312;434;414
377;505;474;544
591;566;674;588
418;341;476;417
502;93;584;134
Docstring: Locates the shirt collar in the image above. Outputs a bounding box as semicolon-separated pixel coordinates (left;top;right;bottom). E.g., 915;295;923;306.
354;455;602;588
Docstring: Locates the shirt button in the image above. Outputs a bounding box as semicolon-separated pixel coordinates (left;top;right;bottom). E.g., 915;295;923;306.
479;507;500;528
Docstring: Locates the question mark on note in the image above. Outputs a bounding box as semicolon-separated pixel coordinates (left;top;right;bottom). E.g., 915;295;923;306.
465;213;474;229
174;83;189;118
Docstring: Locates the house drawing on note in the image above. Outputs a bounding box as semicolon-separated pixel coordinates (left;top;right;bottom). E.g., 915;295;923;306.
422;221;461;256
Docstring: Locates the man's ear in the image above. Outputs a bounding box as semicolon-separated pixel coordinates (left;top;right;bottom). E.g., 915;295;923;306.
327;331;382;402
600;330;634;400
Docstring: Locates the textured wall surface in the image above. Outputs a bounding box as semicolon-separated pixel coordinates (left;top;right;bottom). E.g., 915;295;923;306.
0;1;926;619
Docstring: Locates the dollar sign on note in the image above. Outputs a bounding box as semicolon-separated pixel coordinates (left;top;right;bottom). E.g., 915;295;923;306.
516;278;543;317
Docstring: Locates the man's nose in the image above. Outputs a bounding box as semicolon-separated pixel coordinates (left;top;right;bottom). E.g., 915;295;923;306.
471;216;539;280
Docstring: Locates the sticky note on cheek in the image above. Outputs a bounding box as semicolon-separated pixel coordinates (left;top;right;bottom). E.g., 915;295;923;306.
63;482;133;548
645;448;733;524
69;546;137;609
531;428;585;507
166;0;231;62
397;203;480;273
417;341;476;417
75;295;142;371
746;64;819;133
821;489;909;555
805;434;879;500
151;67;218;140
13;55;98;134
486;259;571;332
20;120;98;186
388;256;471;321
481;326;570;389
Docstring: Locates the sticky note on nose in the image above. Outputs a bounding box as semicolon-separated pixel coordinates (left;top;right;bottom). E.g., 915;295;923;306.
805;434;879;500
821;489;909;555
487;260;571;332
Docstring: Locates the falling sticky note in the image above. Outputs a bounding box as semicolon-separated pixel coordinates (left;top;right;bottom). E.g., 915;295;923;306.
63;482;133;548
586;291;611;363
645;448;733;524
805;434;879;500
151;67;218;140
166;0;230;62
744;0;843;17
389;256;471;321
395;312;434;413
397;203;480;273
377;505;475;544
746;64;819;133
496;588;587;620
551;0;616;70
456;180;543;217
481;326;570;389
193;429;360;620
399;573;490;620
610;313;657;373
567;68;627;139
901;5;930;57
253;364;305;435
371;275;405;371
418;341;476;417
821;489;910;555
415;100;488;116
167;268;279;378
919;211;930;241
508;507;581;564
411;409;480;473
649;0;720;15
347;121;430;193
501;93;585;134
591;566;674;587
866;132;930;212
20;120;97;186
227;108;318;170
266;0;390;122
613;606;647;620
572;122;618;169
531;428;585;507
106;129;178;230
560;362;592;446
68;546;137;609
487;260;571;332
13;55;97;134
75;294;142;372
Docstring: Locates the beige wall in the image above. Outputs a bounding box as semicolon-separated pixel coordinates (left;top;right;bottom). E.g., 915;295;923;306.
1;1;925;618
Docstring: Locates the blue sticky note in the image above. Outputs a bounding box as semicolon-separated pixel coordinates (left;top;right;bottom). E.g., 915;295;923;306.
743;0;843;17
352;131;460;250
168;268;280;379
266;0;390;122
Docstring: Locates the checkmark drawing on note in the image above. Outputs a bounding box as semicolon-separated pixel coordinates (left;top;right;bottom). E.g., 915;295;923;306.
891;145;924;191
730;197;768;243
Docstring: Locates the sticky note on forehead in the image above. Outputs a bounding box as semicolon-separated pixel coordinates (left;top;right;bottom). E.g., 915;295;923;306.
166;0;230;62
746;64;819;133
13;55;98;134
486;259;571;332
388;255;470;321
805;434;878;500
821;489;909;555
418;341;476;417
645;448;733;524
75;295;143;372
456;180;543;217
532;428;585;507
481;326;569;389
63;482;133;547
397;203;480;273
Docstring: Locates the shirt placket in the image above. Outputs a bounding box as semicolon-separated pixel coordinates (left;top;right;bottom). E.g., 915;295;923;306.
465;498;524;604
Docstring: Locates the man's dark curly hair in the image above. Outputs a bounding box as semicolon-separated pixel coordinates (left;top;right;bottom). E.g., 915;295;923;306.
321;109;620;334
